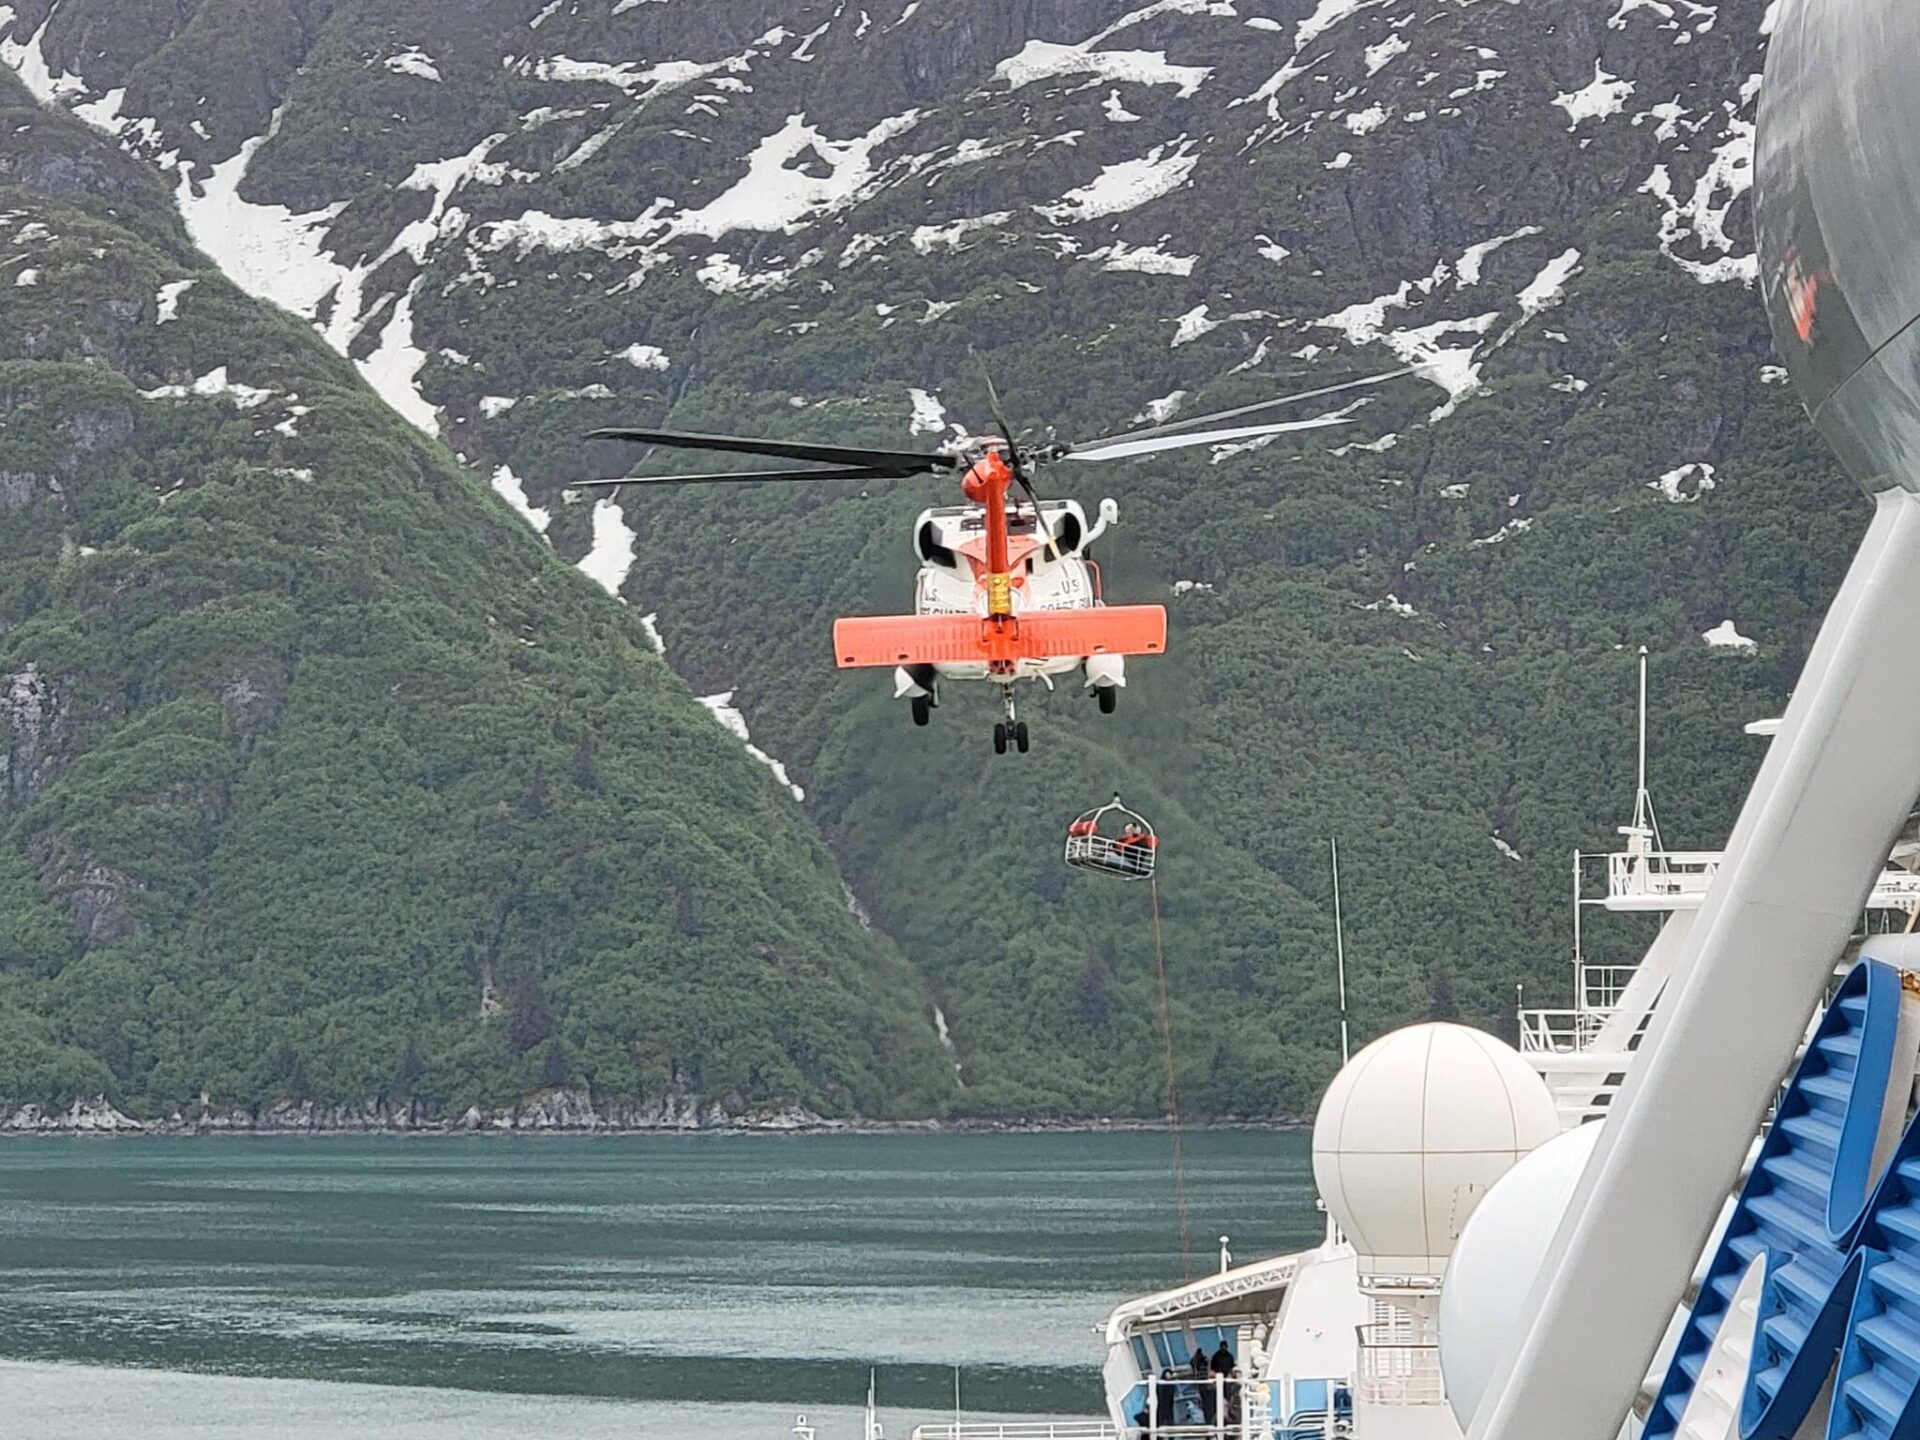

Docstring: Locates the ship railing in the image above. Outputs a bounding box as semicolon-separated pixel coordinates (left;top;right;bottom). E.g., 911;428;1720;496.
1599;849;1920;916
1517;1006;1591;1054
911;1424;1116;1440
1355;1339;1446;1405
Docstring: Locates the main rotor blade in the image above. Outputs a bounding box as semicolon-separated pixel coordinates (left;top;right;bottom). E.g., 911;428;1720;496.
1067;367;1414;452
1066;412;1357;461
571;465;924;488
590;426;959;473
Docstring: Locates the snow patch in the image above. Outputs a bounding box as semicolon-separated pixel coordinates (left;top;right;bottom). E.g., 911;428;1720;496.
1517;248;1581;316
1135;390;1187;425
1363;592;1417;616
1332;432;1398;456
141;367;273;409
1231;338;1272;373
1650;462;1716;503
700;692;805;802
491;464;551;533
1554;63;1634;125
384;48;441;82
155;278;194;322
618;343;670;371
579;495;636;596
1364;34;1409;74
1171;305;1219;347
1702;619;1755;652
1472;517;1534;546
1085;239;1195;276
1296;0;1391;50
490;109;924;268
1638;122;1757;285
1455;227;1540;286
995;40;1210;99
356;280;438;434
908;388;949;435
1038;141;1197;222
1345;104;1388;135
0;10;85;105
910;212;1010;253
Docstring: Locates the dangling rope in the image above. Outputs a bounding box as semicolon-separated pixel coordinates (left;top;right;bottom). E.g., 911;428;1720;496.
1149;874;1192;1279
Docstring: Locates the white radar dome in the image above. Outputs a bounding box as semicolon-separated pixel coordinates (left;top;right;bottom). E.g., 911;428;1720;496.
1437;1119;1604;1428
1312;1022;1559;1283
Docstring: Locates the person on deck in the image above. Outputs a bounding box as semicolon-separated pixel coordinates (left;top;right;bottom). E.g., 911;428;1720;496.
1190;1350;1216;1427
1153;1367;1179;1435
1211;1342;1240;1427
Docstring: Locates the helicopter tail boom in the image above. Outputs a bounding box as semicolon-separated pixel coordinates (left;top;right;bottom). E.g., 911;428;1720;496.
833;608;1166;669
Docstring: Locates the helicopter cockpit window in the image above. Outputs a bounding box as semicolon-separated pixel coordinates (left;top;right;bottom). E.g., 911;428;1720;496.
917;520;957;568
1051;509;1083;554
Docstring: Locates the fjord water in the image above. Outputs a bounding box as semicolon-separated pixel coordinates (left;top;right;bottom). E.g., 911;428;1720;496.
0;1132;1317;1438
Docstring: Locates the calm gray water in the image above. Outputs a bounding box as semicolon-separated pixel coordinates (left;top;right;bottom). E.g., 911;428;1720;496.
0;1132;1318;1437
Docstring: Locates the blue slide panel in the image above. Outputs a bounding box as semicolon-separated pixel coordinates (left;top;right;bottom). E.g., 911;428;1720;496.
1645;960;1902;1440
1826;1120;1920;1439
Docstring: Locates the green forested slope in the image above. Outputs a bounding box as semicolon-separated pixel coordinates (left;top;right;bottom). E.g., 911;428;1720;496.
0;68;950;1121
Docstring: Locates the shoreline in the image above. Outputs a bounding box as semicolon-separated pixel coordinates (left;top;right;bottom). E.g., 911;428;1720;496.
1;1112;1309;1139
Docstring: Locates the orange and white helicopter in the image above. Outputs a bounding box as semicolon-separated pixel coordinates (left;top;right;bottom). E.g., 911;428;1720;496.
581;370;1402;753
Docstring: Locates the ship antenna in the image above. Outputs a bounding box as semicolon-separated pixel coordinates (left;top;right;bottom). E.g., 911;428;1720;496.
1629;645;1663;853
1331;837;1351;1066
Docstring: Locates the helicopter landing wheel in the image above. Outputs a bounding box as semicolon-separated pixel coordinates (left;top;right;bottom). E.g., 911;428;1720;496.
911;695;932;727
993;722;1009;755
1014;721;1030;754
1097;686;1117;715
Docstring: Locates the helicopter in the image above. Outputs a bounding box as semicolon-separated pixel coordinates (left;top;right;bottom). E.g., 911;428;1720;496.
578;368;1407;754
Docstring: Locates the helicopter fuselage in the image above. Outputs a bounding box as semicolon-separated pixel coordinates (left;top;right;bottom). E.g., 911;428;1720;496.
893;489;1122;696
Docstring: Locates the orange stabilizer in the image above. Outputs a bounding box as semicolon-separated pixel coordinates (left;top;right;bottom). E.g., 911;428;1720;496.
834;607;1168;669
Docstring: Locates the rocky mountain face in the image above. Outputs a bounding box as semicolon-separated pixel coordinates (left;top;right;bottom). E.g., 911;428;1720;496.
0;0;1865;1119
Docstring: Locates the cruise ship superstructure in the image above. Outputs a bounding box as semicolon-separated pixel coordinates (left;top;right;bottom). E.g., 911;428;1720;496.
1080;774;1920;1440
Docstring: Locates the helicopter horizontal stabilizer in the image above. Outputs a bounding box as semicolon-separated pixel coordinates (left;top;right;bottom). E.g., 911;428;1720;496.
833;608;1167;669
